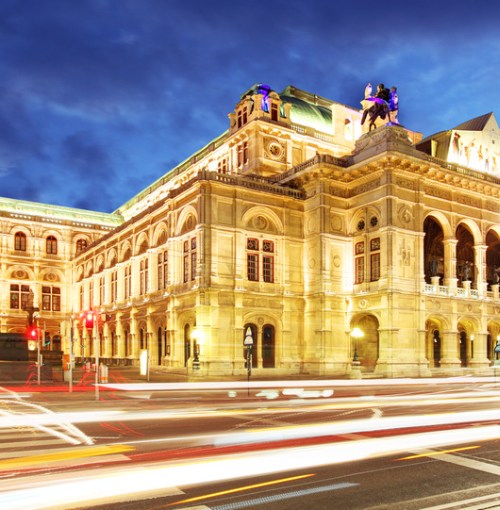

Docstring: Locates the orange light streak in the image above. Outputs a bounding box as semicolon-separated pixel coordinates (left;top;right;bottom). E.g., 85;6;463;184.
397;445;480;460
167;473;315;506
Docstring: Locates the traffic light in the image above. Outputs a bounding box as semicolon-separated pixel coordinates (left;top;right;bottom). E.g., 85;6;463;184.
44;333;51;347
25;325;38;341
84;311;95;330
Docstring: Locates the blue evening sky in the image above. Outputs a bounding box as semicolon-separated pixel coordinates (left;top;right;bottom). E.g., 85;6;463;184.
0;0;499;212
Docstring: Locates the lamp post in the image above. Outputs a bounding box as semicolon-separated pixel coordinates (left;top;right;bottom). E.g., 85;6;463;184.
350;327;364;379
244;327;254;396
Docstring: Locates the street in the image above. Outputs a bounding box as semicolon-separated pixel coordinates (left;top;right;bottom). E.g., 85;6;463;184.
2;377;500;509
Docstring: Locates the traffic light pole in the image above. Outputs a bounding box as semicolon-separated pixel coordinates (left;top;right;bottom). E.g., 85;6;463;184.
69;316;74;393
94;316;99;401
37;323;41;386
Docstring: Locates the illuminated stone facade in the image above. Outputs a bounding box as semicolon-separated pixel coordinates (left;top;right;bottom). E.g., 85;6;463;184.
1;84;499;377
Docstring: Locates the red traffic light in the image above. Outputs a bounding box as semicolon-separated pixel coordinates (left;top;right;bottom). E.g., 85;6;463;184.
25;325;38;340
84;311;95;330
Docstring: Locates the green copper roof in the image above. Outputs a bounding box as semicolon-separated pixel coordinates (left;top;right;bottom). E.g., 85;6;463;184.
0;196;123;226
280;86;334;134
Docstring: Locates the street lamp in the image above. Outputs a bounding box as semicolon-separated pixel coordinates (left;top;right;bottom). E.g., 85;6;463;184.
351;327;363;361
244;327;254;395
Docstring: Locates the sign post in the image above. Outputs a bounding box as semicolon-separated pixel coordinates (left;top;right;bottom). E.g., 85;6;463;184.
243;327;254;396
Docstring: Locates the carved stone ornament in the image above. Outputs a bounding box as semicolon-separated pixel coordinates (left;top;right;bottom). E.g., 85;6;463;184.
253;215;269;230
264;138;285;161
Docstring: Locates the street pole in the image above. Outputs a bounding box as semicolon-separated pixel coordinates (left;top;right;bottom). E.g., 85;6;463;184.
94;315;99;401
69;315;74;393
37;321;41;386
244;327;254;397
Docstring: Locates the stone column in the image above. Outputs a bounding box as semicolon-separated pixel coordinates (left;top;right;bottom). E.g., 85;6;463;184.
474;244;487;296
443;239;458;295
440;329;461;373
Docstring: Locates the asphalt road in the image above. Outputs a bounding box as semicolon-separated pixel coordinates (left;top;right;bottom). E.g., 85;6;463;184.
2;379;500;509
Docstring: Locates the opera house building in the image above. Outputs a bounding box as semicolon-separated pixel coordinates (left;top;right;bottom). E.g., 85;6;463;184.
1;83;499;378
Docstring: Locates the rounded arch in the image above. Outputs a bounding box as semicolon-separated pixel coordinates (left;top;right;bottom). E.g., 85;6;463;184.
41;229;63;242
350;313;380;371
95;255;105;273
152;222;169;247
349;208;368;235
75;266;84;283
456;219;482;245
73;235;91;257
8;224;33;236
425;314;452;368
176;206;198;236
120;242;133;262
84;261;94;278
106;248;118;269
39;268;65;283
423;211;453;239
7;265;35;281
241;206;284;235
457;316;481;367
135;232;150;256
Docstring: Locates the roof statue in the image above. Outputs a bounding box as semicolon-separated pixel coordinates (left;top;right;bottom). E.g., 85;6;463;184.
360;82;399;131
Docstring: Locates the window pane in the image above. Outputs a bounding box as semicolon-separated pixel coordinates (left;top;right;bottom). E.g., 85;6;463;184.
355;257;364;284
371;253;381;281
263;256;274;283
247;254;258;281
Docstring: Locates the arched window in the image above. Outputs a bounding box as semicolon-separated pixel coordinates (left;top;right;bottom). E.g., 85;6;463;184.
76;239;87;255
14;232;27;251
46;235;58;255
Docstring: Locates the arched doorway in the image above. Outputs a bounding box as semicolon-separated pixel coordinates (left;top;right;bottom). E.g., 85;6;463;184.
432;330;441;367
351;315;379;371
456;224;475;286
459;330;467;366
262;324;275;368
157;326;162;365
424;217;445;283
486;230;500;289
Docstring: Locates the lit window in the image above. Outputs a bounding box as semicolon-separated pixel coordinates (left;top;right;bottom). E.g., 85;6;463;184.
76;239;87;255
42;286;61;311
247;253;259;281
218;158;228;174
183;237;197;283
140;258;149;295
10;284;30;309
158;251;168;290
46;235;58;255
355;242;365;284
237;142;249;167
124;265;131;298
111;271;117;302
271;103;278;121
14;232;27;251
237;107;248;128
263;255;274;283
370;238;381;282
99;276;104;304
246;238;275;283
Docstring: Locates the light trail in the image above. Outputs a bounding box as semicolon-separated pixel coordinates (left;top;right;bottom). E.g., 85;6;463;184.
0;399;94;445
3;389;500;430
2;423;500;509
0;444;135;472
98;376;500;391
167;473;315;506
397;445;481;460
